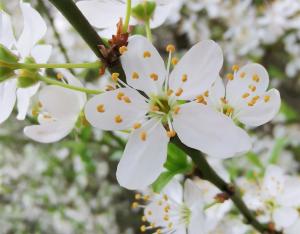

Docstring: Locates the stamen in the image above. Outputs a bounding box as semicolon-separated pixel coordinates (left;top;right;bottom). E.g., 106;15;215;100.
220;97;227;104
252;74;260;82
167;89;173;96
114;115;123;123
163;215;169;221
232;64;239;72
175;88;183;97
141;216;147;222
248;101;255;107
166;44;175;53
164;205;170;213
226;73;234;80
150;73;158;81
56;73;63;80
252;95;260;101
172;57;178;65
111;73;120;82
204;90;209;97
97;104;105;113
167;130;176;138
105;85;115;91
140;131;147;141
168;222;173;229
242;93;250;98
181;74;188;82
239;72;246;78
132;72;139;80
119;46;128;54
225;107;234;116
143;51;152;58
132;202;139;209
196;95;207;105
151;105;160;112
173;106;180;115
123;96;131;103
264;95;270;102
249;85;257;92
135;193;142;200
117;92;125;100
133;123;142;129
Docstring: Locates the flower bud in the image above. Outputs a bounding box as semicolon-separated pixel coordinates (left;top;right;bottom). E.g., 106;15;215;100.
0;44;18;82
132;1;156;22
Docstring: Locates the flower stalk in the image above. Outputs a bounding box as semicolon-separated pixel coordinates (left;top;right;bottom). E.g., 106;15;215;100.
123;0;132;32
17;61;102;69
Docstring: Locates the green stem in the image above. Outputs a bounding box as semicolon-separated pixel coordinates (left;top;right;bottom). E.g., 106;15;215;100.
172;137;282;234
17;61;102;70
38;75;102;95
145;19;152;41
123;0;132;32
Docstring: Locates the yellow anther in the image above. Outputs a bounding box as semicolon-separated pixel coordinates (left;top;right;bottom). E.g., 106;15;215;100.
123;96;131;103
56;73;63;80
143;195;150;201
135;193;142;200
232;64;239;72
143;51;151;58
226;73;234;80
151;105;160;112
141;216;147;222
163;215;169;221
248;101;255;107
242;93;250;99
252;95;260;101
164;205;170;213
173;106;180;115
225;107;234;116
175;88;183;97
133;122;142;129
131;202;139;209
167;130;176;138
239;72;246;78
117;92;125;100
150;223;156;228
204;90;209;97
115;115;123;123
111;73;119;82
163;194;168;201
140;131;147;141
166;44;175;53
252;74;260;82
132;72;139;80
97;104;105;113
147;210;152;216
140;225;147;232
181;74;188;82
264;95;270;102
249;85;257;92
156;229;162;234
105;85;115;91
196;95;207;105
167;89;174;96
119;46;128;54
150;73;158;81
172;57;178;65
168;222;173;229
32;109;39;117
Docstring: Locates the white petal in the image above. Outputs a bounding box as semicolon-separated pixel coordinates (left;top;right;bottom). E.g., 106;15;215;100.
31;45;52;64
208;76;225;109
273;207;298;229
16;82;40;120
0;79;17;124
24;120;75;143
0;10;16;49
39;85;82;120
285;220;300;234
169;40;223;100
76;0;125;28
173;102;251;158
278;177;300;207
17;2;47;57
84;88;147;131
262;165;285;198
226;64;269;107
188;202;205;234
116;120;169;190
150;4;173;28
184;179;203;208
236;89;281;127
163;179;183;204
121;35;166;96
56;69;87;109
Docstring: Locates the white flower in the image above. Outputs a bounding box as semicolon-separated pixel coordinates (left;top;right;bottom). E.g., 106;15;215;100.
24;70;86;143
135;179;205;234
85;35;250;189
0;2;52;124
208;64;281;138
243;165;300;230
77;0;174;36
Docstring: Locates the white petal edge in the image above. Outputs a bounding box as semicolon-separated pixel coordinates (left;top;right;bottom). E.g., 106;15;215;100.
0;79;17;124
273;207;298;229
116;120;169;190
0;10;16;49
121;35;166;96
173;102;251;158
169;40;223;100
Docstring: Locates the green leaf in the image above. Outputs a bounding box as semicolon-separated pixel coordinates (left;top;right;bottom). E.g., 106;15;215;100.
268;137;288;164
164;143;188;171
280;101;299;122
152;171;175;193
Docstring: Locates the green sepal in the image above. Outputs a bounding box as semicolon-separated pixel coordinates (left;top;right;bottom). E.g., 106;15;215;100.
17;69;39;88
0;44;18;81
132;1;156;22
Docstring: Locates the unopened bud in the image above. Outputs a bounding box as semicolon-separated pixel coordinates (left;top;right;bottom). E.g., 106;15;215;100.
132;1;156;22
0;44;18;81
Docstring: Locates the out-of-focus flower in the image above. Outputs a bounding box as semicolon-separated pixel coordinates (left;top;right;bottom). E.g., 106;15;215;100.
85;35;250;189
136;179;205;234
0;3;51;124
24;71;86;143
